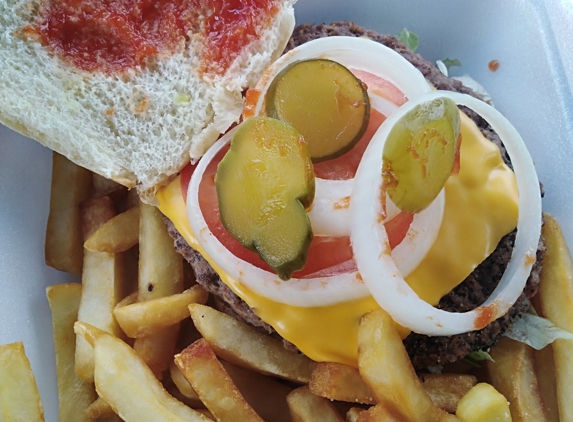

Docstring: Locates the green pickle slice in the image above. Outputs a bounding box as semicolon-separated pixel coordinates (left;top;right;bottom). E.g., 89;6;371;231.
215;116;315;280
265;59;370;162
383;97;461;214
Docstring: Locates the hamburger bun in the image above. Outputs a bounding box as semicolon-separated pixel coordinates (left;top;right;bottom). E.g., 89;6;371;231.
0;0;295;201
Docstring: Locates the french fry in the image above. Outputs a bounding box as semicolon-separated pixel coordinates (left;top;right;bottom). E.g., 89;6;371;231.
169;361;202;404
134;203;184;376
355;403;406;422
487;336;548;421
84;396;115;419
75;196;124;383
46;283;96;421
419;373;477;414
74;322;210;422
287;386;344;422
357;309;443;422
310;362;375;404
0;342;45;421
84;206;140;253
114;285;208;338
455;383;511;422
221;360;292;422
45;152;93;274
175;339;265;422
535;212;573;422
189;303;314;383
533;344;560;422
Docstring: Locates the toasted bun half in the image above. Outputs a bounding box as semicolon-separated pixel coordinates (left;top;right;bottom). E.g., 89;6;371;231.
0;0;295;200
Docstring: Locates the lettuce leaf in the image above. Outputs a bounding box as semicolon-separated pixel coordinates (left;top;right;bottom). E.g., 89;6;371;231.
505;313;573;350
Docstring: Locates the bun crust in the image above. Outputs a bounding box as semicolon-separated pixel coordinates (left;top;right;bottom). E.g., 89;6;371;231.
0;0;295;198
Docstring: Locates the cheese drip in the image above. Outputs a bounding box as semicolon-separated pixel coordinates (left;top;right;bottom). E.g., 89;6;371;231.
157;113;518;367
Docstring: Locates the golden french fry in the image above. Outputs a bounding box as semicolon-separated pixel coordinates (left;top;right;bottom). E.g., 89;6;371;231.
310;362;375;404
455;383;511;422
287;386;344;422
46;283;96;421
74;322;209;422
355;403;405;422
536;212;573;422
221;360;292;422
346;407;365;422
0;342;45;421
137;203;183;301
84;206;140;253
134;203;184;376
84;396;115;419
189;303;314;383
115;285;208;338
169;361;202;403
45;152;93;274
175;339;265;422
419;373;477;414
76;196;124;383
533;344;560;422
357;309;443;422
134;328;180;379
487;337;548;421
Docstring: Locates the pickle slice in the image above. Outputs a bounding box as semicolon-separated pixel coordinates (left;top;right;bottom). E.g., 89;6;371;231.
382;97;461;214
215;116;315;280
266;59;370;162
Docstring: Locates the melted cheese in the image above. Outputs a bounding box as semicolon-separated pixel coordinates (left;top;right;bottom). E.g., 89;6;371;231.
157;113;518;367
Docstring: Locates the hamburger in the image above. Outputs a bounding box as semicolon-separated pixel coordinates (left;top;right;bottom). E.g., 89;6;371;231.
157;23;544;369
0;0;545;373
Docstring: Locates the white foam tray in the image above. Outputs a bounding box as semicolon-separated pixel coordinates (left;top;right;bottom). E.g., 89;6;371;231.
0;1;571;419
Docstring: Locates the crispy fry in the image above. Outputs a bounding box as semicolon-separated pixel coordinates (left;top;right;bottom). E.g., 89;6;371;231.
133;203;184;376
536;212;573;422
84;206;140;253
175;339;264;422
357;309;443;422
419;373;477;414
487;337;548;421
0;342;45;421
84;396;115;419
221;360;292;422
46;283;96;421
115;285;208;338
310;362;375;404
287;386;344;422
169;361;202;404
75;196;125;383
533;344;560;422
45;152;93;274
189;303;314;383
74;322;210;422
455;383;511;422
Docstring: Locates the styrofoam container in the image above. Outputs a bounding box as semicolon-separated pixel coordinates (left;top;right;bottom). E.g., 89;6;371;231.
0;1;571;419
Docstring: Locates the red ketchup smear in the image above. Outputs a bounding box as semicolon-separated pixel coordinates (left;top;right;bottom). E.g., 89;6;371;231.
31;0;277;75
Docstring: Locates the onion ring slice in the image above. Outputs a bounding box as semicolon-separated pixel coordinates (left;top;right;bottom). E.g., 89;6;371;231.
350;91;542;335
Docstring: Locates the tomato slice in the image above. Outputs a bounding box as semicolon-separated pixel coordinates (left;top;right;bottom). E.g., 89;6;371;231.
179;71;413;278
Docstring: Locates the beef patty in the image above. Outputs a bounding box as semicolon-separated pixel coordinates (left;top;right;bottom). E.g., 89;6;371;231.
166;21;544;370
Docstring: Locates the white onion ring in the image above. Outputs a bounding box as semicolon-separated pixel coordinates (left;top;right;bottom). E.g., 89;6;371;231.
186;128;369;308
350;91;542;335
391;191;445;277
